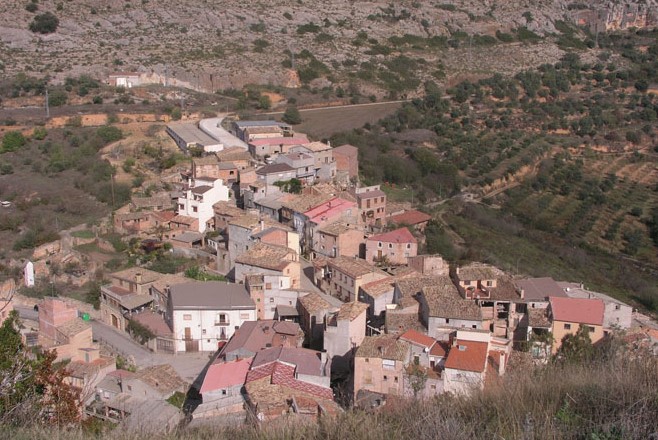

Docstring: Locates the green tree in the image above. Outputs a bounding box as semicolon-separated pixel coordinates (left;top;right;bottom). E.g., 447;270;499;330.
405;361;428;399
282;106;302;125
1;131;26;152
557;325;595;362
29;12;59;34
96;126;123;143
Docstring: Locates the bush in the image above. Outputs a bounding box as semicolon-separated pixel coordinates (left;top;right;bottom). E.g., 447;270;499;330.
282;106;302;125
96;126;123;143
2;131;26;152
29;12;59;34
25;2;38;13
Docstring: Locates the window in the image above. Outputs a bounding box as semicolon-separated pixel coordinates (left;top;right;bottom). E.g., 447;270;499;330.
406;243;411;249
615;304;621;310
394;377;398;383
240;313;250;320
127;385;132;391
378;242;382;248
383;375;388;381
463;280;471;286
265;283;272;289
383;359;395;369
588;326;595;332
202;329;207;335
183;314;192;321
486;280;493;287
192;206;198;213
388;243;392;249
564;323;571;330
270;298;275;303
222;389;227;396
365;358;369;363
472;325;477;329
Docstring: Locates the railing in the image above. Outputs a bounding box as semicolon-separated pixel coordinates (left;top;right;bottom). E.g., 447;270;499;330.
215;320;230;326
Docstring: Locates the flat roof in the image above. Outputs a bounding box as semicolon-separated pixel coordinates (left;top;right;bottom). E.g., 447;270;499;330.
167;121;221;147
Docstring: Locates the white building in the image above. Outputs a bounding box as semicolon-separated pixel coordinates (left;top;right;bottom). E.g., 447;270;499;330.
166;282;256;353
177;176;230;233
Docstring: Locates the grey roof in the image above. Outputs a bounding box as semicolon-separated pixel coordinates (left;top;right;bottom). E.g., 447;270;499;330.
251;347;326;377
256;163;295;175
169;282;255;310
276;304;299;317
516;277;566;302
167;122;220;147
221;320;302;356
172;232;204;243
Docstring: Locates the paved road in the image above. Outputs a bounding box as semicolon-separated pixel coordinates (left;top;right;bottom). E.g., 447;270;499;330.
15;305;210;384
299;257;343;308
199;115;248;150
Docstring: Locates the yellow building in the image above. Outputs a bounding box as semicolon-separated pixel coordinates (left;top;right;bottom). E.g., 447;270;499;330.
549;296;605;354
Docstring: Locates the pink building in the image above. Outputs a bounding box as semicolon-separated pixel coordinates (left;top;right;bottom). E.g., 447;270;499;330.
354;186;387;229
332;144;359;182
365;227;418;265
313;220;364;259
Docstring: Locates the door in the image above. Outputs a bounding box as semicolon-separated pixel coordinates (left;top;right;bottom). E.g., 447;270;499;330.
184;327;192;340
111;314;118;328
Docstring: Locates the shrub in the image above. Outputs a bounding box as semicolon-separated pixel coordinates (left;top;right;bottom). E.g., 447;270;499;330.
96;126;123;143
25;2;38;13
2;131;26;152
282;106;302;125
29;12;59;34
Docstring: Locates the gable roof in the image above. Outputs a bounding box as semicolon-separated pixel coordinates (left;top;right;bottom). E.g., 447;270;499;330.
221;320;302;357
249;135;309;147
444;340;489;373
355;335;409;361
256;163;295;175
422;281;482;320
367;227;417;244
235;242;295;271
110;267;162;285
169;282;254;310
298;292;334;314
549;296;604;326
251;347;327;377
246;361;333;401
332;144;358;157
388;210;432;226
199;358;252;394
324;256;389;279
515;277;566;302
335;301;369;321
132;364;187;396
398;329;436;349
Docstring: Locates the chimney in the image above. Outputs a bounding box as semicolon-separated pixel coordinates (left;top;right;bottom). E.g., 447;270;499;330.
135;273;142;283
260;220;264;231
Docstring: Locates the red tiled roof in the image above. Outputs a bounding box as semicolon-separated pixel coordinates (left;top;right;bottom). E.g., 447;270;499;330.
367;227;416;244
398;329;436;349
430;341;449;357
444;340;488;373
200;358;252;394
549;296;604;326
389;210;432;226
246;361;334;401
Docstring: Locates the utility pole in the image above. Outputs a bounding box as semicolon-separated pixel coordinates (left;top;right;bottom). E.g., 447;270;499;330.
164;64;168;87
45;88;50;118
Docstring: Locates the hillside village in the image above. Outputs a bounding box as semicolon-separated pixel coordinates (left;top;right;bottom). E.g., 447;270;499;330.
1;113;657;434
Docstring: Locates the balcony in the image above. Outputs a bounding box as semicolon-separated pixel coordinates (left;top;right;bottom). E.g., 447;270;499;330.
214;319;230;326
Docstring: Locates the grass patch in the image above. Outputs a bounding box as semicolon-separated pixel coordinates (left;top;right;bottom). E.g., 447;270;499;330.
71;230;95;239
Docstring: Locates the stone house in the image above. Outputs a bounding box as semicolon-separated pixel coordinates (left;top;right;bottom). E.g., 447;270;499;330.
332;144;359;184
234;243;301;289
365;227;418;265
353;185;387;230
297;292;340;350
353;335;410;401
313;220;364;260
100;268;161;331
387;210;432;232
314;256;390;302
323;301;369;372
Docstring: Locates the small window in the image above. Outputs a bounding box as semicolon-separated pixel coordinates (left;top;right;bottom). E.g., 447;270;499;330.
615;304;621;310
183;314;192;321
270;298;275;303
388;243;393;249
564;323;571;330
378;242;382;248
365;358;369;363
446;318;450;324
406;243;411;249
383;375;388;381
394;376;398;383
222;389;227;395
202;329;207;335
127;385;132;391
464;280;471;286
472;325;477;329
486;280;493;287
588;326;595;332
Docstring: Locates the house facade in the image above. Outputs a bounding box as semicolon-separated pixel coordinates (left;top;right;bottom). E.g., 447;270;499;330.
167;282;256;352
353;335;410;401
549;296;605;354
365;227;418;265
177;176;230;232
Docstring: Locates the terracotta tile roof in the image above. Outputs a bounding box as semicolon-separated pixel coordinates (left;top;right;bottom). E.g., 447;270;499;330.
361;277;397;299
302;141;332;152
170;214;197;226
281;193;335;213
356;190;386;200
130;311;173;337
487;276;522;301
149;273;189;294
422;281;482;320
228;213;261;229
335;301;369;321
395;275;445;299
324;256;389;279
133;364;188;396
110;267;162;285
298;292;335;315
550;296;604;326
304;197;357;225
246;360;334;401
388;210;432;226
456;263;499;282
355;335;409;361
367;227;417;244
215;146;253;162
445;340;489;373
430;341;449;357
57;318;91;338
385;308;424;335
199;358;252;394
235;243;295;271
398;329;436;349
212;201;245;217
318;220;360;236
